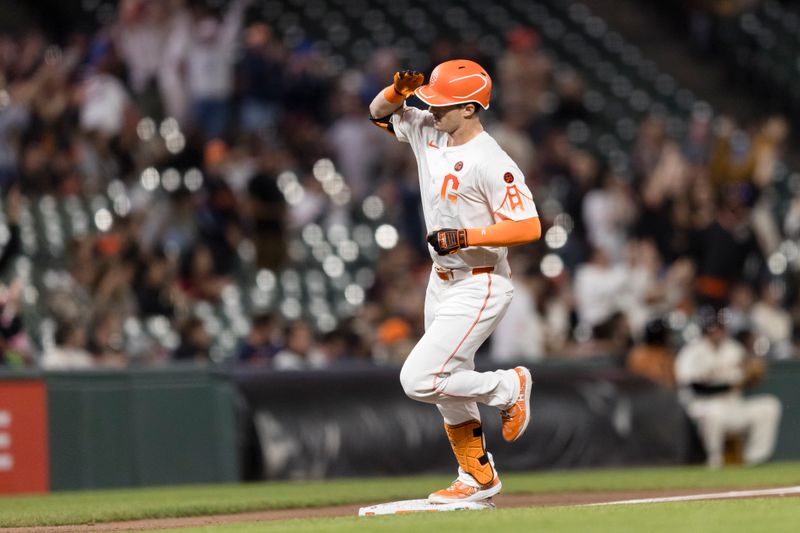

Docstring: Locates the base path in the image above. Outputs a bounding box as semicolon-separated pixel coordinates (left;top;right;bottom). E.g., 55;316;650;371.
4;486;800;533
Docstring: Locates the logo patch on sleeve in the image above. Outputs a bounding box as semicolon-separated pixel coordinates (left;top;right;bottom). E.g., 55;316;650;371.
503;172;514;183
454;161;463;171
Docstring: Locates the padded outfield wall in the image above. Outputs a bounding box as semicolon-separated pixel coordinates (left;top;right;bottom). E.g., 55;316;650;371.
1;360;799;492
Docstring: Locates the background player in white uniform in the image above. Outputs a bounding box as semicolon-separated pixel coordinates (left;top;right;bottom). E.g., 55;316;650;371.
369;60;541;503
675;311;781;468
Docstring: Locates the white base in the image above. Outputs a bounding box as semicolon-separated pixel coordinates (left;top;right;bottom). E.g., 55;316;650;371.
359;499;495;517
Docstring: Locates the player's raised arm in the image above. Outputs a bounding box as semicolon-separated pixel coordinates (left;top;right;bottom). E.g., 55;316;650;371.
368;70;424;132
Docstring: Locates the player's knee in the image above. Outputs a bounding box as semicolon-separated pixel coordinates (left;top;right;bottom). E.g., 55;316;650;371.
399;364;429;401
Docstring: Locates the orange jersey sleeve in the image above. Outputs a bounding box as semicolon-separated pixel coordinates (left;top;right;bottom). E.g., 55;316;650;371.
466;217;541;247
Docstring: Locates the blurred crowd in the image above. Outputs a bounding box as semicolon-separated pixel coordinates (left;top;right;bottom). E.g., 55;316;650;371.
0;0;798;373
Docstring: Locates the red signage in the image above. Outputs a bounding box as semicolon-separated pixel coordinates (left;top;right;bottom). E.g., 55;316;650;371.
0;380;49;494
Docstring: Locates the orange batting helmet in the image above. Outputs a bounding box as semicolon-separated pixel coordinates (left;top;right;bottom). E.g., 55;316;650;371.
414;59;492;110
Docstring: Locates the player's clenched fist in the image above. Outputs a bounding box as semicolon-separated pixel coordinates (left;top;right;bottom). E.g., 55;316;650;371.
392;70;424;99
427;228;468;255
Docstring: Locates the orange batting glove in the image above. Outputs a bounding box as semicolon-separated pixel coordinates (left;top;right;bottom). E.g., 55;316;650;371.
383;70;424;104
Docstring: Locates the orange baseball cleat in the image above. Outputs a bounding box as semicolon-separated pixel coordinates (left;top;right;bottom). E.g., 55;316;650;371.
428;476;502;504
501;367;533;442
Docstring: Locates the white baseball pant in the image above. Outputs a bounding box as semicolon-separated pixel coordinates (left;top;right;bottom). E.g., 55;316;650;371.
400;268;519;426
686;393;782;467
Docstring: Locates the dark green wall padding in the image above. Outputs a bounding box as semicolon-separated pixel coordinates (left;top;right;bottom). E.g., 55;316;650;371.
750;360;800;461
2;359;796;491
46;367;238;491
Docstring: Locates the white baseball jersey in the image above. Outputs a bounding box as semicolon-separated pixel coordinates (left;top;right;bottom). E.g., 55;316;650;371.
393;103;538;489
391;105;538;270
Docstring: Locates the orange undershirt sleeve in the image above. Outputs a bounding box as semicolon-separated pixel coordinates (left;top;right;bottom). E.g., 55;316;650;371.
465;217;541;247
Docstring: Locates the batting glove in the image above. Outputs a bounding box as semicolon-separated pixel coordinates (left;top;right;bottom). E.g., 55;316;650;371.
393;70;424;99
427;228;468;256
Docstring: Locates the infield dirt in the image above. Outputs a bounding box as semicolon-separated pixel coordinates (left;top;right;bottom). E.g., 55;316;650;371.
5;487;798;533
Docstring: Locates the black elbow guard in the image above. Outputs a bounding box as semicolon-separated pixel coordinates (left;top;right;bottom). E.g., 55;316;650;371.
369;113;395;135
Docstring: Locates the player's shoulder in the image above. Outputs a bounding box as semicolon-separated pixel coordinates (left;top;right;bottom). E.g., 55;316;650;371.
397;104;433;124
475;132;522;171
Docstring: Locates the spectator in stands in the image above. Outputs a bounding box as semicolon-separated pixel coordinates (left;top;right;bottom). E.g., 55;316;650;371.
619;239;667;337
235;312;279;366
78;36;134;141
41;322;93;369
708;116;755;189
751;116;788;188
538;275;574;355
0;186;21;274
489;109;536;179
139;188;198;259
115;0;188;120
682;104;713;166
273;320;319;370
183;0;248;139
134;250;178;318
574;246;629;330
627;319;676;387
238;21;285;140
0;278;29;368
724;282;755;336
327;76;388;201
559;149;598;257
750;281;793;359
636;141;689;262
317;326;370;368
87;312;129;368
0;75;35;189
497;27;551;126
246;171;287;271
675;308;782;467
372;316;414;367
551;69;589;127
178;243;231;302
92;261;137;319
48;238;96;326
784;197;800;239
172;317;211;362
491;265;545;362
589;311;633;357
582;170;637;262
692;186;762;307
631;114;667;183
282;42;332;126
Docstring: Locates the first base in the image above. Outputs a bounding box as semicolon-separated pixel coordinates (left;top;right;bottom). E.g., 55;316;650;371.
358;499;495;516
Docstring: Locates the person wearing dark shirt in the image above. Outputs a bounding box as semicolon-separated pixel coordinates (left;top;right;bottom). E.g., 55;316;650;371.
238;22;285;138
693;186;762;307
173;317;212;362
134;251;176;318
247;172;287;270
235;313;279;365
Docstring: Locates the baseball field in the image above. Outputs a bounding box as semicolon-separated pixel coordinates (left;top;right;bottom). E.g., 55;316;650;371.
2;462;799;532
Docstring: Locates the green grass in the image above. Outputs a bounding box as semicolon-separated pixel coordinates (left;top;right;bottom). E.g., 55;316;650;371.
1;462;800;527
152;498;800;533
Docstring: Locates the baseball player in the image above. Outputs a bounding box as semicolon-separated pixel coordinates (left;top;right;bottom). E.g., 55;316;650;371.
368;60;541;503
675;311;782;468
